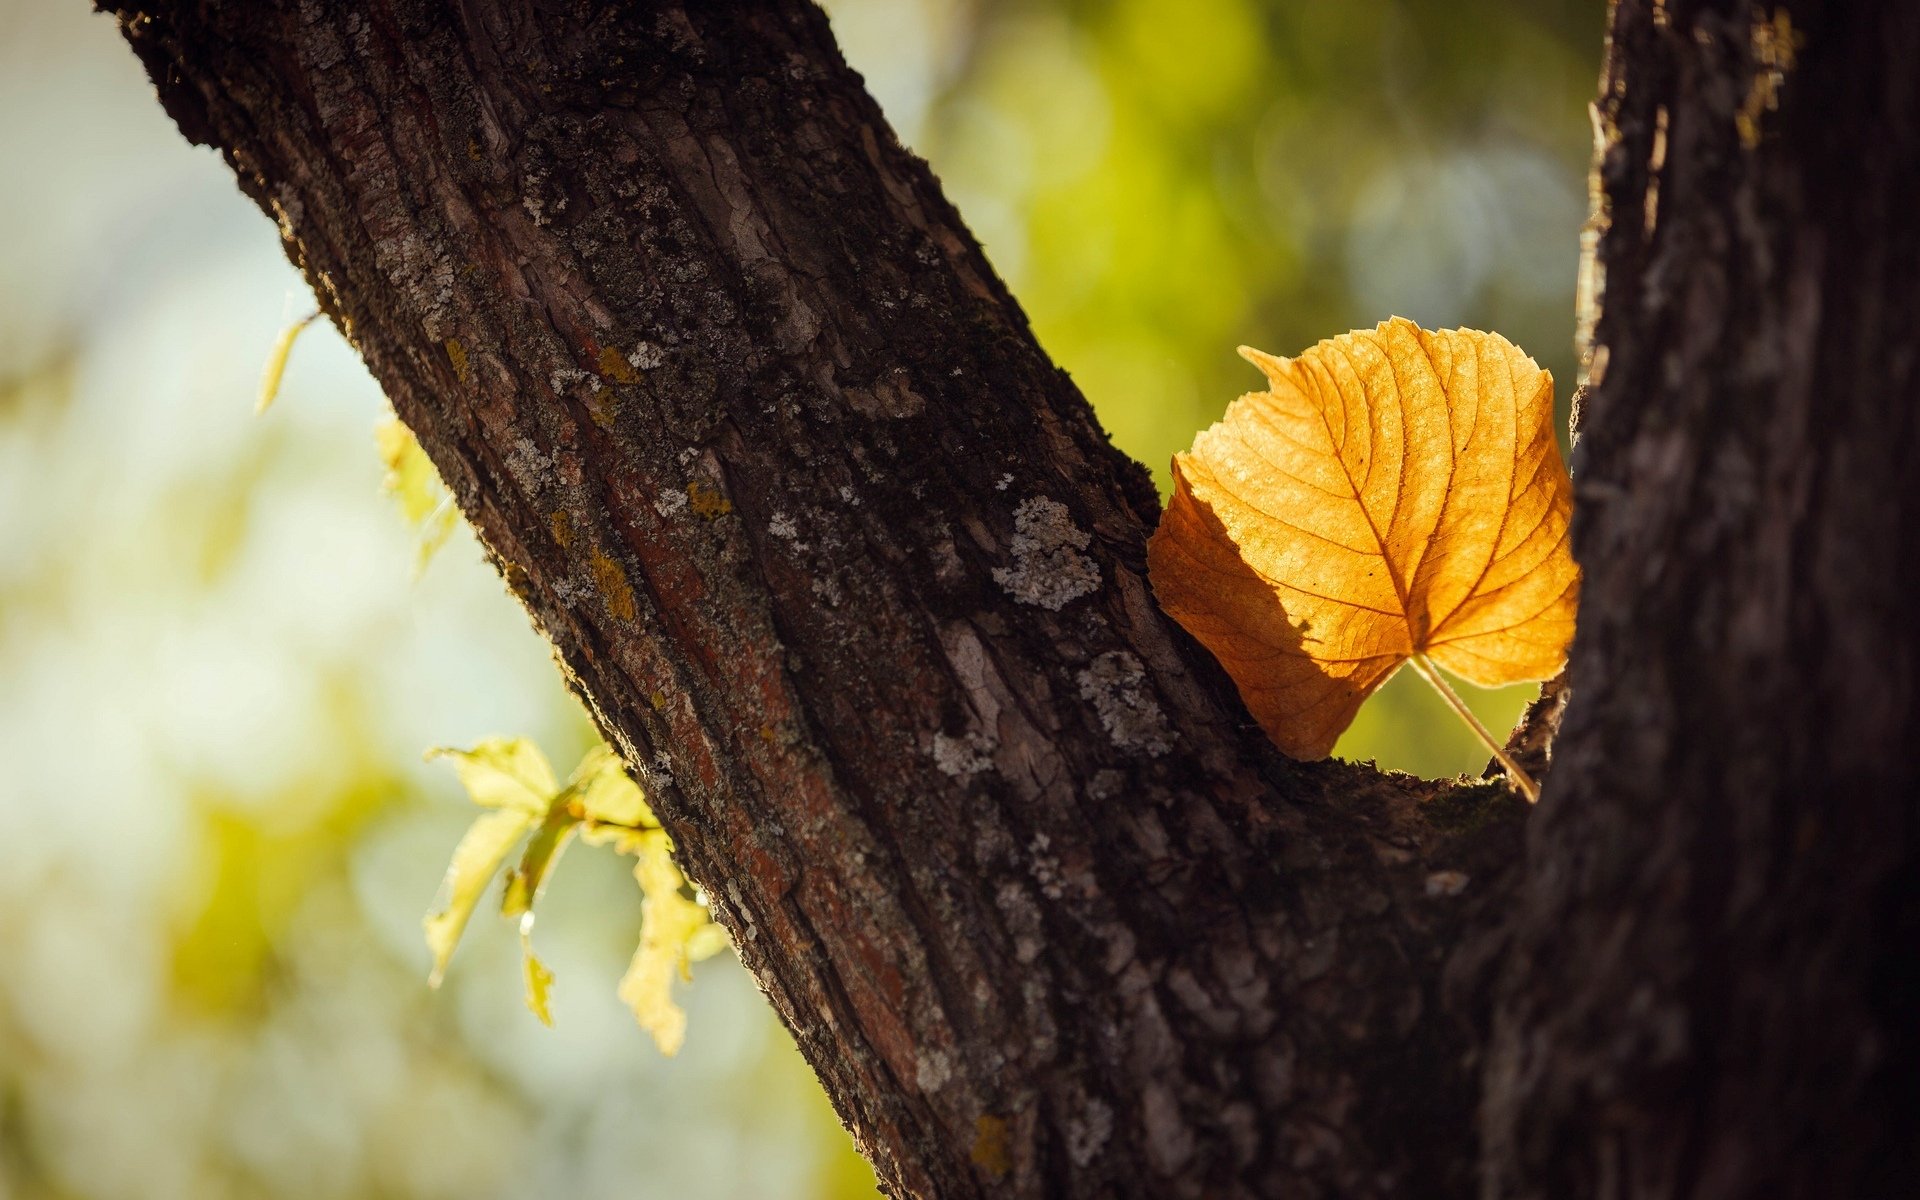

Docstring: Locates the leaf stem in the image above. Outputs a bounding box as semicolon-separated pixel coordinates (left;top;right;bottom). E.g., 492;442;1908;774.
1407;653;1539;803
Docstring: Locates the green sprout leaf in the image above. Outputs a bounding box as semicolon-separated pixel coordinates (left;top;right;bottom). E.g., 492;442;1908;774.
502;806;578;920
422;739;559;990
567;744;657;829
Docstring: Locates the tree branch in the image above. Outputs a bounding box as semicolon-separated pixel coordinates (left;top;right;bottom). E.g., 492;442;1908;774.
107;2;1529;1195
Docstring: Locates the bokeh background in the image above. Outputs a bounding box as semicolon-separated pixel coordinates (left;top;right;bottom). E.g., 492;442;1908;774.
0;1;1602;1196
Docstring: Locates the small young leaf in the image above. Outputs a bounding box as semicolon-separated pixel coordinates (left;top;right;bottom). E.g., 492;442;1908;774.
426;738;558;814
423;737;726;1041
566;744;656;829
684;919;731;964
520;919;557;1027
502;806;578;919
1147;318;1579;778
424;808;540;987
375;417;459;570
257;310;319;414
617;829;718;1056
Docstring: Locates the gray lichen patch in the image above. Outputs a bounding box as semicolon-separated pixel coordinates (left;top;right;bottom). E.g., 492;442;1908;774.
504;437;552;494
994;879;1044;964
767;510;811;552
1028;832;1064;901
1065;1095;1114;1167
648;751;675;789
1076;651;1174;757
914;1048;952;1093
372;230;457;340
991;496;1100;611
932;730;996;778
549;363;601;398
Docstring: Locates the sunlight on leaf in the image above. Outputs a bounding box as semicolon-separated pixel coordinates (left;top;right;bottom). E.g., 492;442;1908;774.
424;739;560;990
1147;318;1578;797
685;917;732;964
503;804;578;1025
502;807;578;919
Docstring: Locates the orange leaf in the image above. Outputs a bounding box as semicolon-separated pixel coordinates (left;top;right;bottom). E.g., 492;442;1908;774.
1147;317;1579;761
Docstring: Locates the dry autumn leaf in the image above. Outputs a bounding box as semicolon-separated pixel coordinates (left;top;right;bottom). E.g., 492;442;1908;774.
1147;317;1578;800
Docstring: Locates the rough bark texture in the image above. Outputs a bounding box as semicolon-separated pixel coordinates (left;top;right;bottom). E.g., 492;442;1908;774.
102;0;1919;1197
1484;2;1920;1197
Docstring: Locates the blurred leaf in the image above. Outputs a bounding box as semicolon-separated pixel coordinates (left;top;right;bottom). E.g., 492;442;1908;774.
423;738;723;1036
425;739;563;990
520;920;557;1027
686;918;732;964
256;310;319;414
617;828;722;1056
504;803;578;1026
566;743;656;829
424;807;540;987
376;416;459;570
502;806;577;918
426;737;558;813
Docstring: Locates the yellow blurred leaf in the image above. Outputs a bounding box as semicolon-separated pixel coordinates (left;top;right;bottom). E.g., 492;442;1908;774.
685;919;731;964
520;920;556;1027
256;310;319;414
565;744;656;830
423;808;540;987
1147;318;1578;797
426;738;558;814
616;829;721;1056
502;806;577;919
423;737;723;1041
375;416;459;570
424;739;560;988
577;822;649;856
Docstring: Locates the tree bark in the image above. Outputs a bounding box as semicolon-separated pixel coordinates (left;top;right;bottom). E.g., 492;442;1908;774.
1483;2;1920;1197
102;1;1917;1198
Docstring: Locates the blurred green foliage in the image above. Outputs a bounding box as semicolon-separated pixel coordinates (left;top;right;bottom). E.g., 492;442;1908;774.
0;2;1599;1197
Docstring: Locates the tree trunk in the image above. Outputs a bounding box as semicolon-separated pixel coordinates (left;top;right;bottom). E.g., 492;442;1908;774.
102;1;1917;1198
1483;2;1920;1196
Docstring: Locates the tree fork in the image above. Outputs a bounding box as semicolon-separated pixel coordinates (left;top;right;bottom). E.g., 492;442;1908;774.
104;0;1919;1197
105;2;1527;1195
